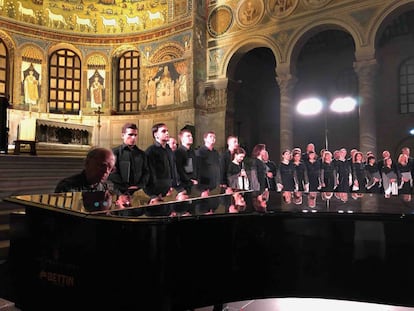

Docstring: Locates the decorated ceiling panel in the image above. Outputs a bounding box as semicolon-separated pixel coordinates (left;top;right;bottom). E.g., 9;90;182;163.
0;0;191;35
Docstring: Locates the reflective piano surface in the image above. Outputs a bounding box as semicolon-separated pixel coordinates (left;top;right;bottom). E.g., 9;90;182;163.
5;189;414;311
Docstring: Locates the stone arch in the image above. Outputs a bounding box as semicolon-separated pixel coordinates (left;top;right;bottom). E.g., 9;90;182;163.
370;1;414;49
48;42;82;61
0;30;16;52
0;31;16;101
149;42;185;64
222;35;280;79
286;19;361;153
286;18;362;73
112;44;138;59
223;41;279;155
370;1;414;154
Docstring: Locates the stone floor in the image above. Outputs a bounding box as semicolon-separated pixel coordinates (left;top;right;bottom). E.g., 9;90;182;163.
200;299;414;311
2;295;413;311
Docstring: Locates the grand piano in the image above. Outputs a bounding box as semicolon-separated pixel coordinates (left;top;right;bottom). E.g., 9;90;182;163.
5;189;414;310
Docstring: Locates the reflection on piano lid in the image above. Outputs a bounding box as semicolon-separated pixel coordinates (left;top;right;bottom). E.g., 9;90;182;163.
7;187;254;217
6;190;414;219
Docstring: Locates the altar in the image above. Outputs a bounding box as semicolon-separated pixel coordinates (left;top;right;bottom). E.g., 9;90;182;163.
36;119;92;145
18;118;93;146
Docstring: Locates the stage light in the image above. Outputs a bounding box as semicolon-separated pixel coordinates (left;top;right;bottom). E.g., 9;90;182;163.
296;96;357;150
330;97;357;113
296;97;323;116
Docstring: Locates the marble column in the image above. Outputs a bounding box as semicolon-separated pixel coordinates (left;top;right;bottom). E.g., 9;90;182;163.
276;65;297;152
353;59;378;156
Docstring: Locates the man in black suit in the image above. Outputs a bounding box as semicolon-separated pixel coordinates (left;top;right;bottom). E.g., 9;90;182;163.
109;123;149;195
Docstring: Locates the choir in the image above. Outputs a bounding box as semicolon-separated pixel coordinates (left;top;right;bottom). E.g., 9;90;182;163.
109;123;414;204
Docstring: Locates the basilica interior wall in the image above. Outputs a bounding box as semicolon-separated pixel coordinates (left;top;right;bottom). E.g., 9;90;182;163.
1;0;414;155
376;34;414;157
205;0;414;155
0;0;205;151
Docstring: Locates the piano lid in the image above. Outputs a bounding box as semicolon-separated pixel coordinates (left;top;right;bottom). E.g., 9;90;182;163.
6;190;414;220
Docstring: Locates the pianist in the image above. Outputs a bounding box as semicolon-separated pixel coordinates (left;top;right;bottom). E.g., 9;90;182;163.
55;147;115;193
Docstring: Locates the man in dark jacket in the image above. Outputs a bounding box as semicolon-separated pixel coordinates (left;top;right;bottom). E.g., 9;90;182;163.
175;128;198;194
219;135;239;188
196;131;221;195
109;123;149;194
145;123;185;201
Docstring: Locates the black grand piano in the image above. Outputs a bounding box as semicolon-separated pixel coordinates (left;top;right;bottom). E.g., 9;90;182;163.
5;189;414;310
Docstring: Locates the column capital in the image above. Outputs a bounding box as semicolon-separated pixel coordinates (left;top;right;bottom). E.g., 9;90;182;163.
353;59;378;79
205;78;228;90
276;74;298;91
275;63;297;92
354;46;376;62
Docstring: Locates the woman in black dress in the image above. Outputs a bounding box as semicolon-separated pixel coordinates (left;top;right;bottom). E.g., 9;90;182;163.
276;149;294;203
352;151;366;193
365;155;382;193
227;147;249;190
320;151;337;199
304;150;321;207
397;153;413;201
335;148;351;193
381;157;399;198
292;151;308;205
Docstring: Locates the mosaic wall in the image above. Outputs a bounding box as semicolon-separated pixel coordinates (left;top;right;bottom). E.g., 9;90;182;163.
0;0;191;35
21;60;41;106
13;30;193;112
143;61;188;109
139;30;192;111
